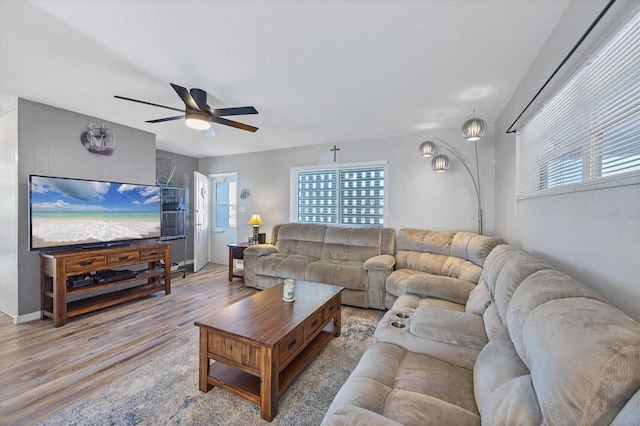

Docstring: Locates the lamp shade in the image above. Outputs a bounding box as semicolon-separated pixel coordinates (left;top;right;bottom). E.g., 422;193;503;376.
419;141;436;157
185;111;211;130
431;154;450;172
247;214;264;225
461;117;487;141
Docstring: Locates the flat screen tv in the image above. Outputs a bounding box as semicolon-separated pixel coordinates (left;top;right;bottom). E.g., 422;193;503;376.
29;175;162;251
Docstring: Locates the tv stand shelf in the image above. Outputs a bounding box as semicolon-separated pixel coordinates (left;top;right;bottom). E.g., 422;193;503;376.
40;242;171;327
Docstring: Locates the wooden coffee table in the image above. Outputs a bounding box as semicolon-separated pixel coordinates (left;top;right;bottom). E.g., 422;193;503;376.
194;281;343;421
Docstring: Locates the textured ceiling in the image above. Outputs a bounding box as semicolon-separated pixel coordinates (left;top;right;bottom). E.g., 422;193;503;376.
0;0;572;158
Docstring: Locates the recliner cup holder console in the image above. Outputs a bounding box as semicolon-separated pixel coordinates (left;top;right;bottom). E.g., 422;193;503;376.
395;312;410;319
390;321;406;328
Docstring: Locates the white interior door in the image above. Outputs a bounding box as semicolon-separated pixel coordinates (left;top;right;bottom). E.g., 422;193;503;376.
210;173;239;265
193;171;210;272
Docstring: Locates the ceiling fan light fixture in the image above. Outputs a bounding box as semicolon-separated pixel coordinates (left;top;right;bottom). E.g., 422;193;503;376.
185;111;211;130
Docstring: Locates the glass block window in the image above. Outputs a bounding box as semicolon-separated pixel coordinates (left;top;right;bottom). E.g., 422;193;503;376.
293;163;387;227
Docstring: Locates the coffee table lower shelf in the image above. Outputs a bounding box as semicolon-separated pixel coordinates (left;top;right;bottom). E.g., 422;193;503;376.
204;324;335;407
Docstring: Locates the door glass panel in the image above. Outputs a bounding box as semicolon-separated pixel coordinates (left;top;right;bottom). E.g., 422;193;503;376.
215;181;237;228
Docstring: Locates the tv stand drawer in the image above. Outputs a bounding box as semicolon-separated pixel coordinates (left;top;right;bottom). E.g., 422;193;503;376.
108;251;140;267
66;255;106;273
140;248;164;262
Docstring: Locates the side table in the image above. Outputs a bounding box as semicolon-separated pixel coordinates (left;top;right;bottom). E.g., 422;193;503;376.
227;242;252;281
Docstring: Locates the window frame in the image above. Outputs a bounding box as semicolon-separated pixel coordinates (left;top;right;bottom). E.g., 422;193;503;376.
516;10;640;199
290;160;389;227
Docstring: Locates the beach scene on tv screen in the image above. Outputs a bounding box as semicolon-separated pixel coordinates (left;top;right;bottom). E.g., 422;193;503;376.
31;176;161;249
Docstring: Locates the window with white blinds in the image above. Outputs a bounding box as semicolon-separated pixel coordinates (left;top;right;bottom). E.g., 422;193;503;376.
293;162;387;227
516;10;640;199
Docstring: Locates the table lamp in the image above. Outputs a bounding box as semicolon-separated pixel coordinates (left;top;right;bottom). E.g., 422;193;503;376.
247;213;264;244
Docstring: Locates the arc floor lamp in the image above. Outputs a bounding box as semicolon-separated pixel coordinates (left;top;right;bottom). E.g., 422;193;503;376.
419;113;487;234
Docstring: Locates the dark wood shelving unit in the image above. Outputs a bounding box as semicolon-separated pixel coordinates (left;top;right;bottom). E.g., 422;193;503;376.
40;242;171;327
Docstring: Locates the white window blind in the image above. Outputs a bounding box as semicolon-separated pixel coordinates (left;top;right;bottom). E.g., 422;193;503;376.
517;10;640;199
293;163;387;227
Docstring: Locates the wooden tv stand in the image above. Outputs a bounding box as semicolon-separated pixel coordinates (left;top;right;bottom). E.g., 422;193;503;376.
40;242;171;327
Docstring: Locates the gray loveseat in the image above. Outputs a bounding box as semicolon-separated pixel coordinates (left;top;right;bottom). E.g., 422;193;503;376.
243;223;395;309
323;244;640;425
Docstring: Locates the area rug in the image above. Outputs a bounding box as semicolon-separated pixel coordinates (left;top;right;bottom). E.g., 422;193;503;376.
38;315;377;426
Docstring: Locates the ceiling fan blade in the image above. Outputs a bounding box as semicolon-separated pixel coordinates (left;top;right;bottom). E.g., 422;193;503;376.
203;128;216;137
145;115;184;123
211;116;258;133
114;95;184;113
208;106;258;117
170;83;202;111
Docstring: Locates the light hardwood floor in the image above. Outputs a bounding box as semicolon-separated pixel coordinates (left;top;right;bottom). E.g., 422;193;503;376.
0;264;384;424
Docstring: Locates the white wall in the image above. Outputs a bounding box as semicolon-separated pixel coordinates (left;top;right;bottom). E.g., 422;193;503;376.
0;99;19;317
494;0;640;321
199;127;496;245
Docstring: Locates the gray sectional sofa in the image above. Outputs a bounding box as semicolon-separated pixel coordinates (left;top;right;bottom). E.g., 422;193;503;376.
242;223;396;309
322;244;640;425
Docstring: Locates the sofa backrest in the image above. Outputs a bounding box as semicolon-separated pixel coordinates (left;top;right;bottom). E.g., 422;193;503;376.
394;229;507;285
475;245;640;424
270;223;395;261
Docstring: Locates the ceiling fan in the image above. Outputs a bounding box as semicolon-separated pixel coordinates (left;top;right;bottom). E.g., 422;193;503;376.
115;83;258;134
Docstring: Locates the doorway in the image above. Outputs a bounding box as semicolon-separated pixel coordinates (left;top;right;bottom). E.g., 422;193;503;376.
209;173;239;265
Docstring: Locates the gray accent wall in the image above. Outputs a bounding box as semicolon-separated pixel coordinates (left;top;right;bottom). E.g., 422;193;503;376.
494;0;640;322
11;99;157;318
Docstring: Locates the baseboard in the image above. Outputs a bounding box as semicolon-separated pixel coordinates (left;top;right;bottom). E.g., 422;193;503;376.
14;311;41;324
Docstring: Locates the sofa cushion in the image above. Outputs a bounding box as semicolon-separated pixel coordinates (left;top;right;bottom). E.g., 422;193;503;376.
252;253;318;280
389;293;465;313
323;406;402;425
465;279;491;315
405;274;475;305
511;296;640;425
396;228;456;256
321;226;386;261
305;259;368;290
323;342;480;425
275;223;326;258
410;306;487;350
375;307;480;370
482;303;505;340
482;244;513;297
450;232;508;267
492;250;553;321
474;331;543;424
506;269;604;356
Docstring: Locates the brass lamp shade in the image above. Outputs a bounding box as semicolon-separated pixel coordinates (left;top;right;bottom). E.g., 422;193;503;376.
247;214;263;225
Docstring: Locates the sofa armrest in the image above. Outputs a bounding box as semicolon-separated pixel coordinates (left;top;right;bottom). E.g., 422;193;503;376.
362;255;396;310
410;306;488;350
405;274;475;305
243;244;277;257
363;254;396;272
